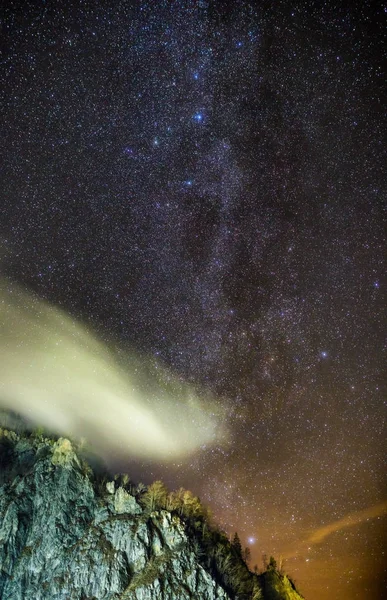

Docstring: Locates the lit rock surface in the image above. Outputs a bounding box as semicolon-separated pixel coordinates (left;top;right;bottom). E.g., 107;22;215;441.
0;430;304;599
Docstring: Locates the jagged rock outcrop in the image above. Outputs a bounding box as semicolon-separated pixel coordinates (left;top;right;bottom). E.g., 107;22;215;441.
0;430;304;600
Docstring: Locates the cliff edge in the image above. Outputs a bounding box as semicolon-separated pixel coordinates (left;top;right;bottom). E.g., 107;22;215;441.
0;429;304;600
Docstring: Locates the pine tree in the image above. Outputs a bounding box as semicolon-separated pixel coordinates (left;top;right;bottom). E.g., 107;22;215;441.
268;556;277;570
243;546;251;564
231;532;242;556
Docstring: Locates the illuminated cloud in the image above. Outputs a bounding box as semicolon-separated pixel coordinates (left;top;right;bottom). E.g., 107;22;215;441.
0;280;225;460
283;500;387;559
307;501;387;545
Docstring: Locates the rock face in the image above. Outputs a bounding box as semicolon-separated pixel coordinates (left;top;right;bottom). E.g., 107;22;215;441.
0;430;304;600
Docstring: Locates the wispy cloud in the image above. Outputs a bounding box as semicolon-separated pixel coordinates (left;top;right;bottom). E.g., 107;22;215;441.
307;501;387;545
284;500;387;559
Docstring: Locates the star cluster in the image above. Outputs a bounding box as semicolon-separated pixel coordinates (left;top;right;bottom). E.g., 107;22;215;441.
1;1;386;598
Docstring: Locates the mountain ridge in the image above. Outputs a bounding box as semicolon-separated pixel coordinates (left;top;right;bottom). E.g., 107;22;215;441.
0;427;304;599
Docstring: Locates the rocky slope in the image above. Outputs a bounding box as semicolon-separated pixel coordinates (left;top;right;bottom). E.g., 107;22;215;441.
0;429;304;600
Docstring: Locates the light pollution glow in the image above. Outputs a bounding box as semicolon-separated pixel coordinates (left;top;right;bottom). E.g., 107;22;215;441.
0;281;225;460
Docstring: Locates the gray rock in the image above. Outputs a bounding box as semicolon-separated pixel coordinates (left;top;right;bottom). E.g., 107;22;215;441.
0;433;232;600
106;480;115;494
0;432;304;600
114;486;142;515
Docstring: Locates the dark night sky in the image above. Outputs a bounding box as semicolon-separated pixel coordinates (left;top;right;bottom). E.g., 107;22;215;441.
1;1;386;598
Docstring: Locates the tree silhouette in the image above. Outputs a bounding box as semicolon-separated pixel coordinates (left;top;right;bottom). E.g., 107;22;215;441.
231;532;242;556
268;555;277;570
243;546;251;564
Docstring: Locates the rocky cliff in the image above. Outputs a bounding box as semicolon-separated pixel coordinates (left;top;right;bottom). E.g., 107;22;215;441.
0;429;304;600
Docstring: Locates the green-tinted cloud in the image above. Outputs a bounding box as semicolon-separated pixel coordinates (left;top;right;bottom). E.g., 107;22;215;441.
0;280;225;460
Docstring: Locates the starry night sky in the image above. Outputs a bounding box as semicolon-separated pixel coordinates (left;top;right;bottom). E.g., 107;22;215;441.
1;1;386;598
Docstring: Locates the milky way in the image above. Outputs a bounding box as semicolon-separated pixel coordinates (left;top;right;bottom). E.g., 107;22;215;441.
1;2;386;598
